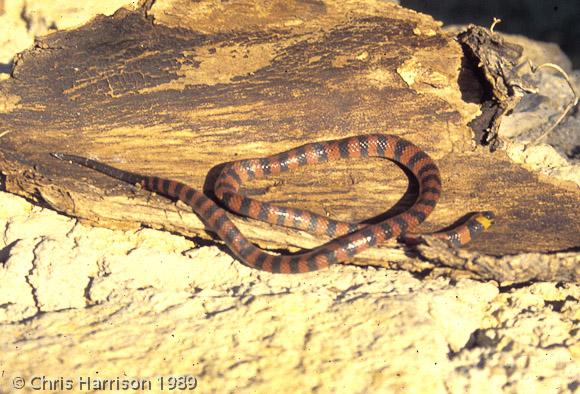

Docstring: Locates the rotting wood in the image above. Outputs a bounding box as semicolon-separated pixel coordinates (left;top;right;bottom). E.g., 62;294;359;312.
457;24;536;150
416;238;579;285
0;1;578;282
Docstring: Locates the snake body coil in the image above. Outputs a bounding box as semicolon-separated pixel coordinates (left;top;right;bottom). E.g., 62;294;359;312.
53;134;494;273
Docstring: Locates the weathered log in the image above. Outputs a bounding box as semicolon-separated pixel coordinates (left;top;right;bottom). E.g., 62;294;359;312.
0;1;578;279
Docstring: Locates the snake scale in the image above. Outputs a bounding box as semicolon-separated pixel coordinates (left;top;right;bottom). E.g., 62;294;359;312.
53;134;494;273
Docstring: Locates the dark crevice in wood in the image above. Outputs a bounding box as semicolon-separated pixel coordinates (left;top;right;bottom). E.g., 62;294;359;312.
457;32;500;148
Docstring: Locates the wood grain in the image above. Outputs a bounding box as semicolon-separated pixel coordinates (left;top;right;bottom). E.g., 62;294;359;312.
0;1;578;276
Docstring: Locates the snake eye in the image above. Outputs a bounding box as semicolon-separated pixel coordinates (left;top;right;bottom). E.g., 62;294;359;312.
480;211;495;222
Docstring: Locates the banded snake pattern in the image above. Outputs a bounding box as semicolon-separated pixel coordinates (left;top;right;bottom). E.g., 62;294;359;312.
53;134;494;273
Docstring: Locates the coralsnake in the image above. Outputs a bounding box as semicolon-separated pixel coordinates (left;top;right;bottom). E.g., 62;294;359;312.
52;134;494;273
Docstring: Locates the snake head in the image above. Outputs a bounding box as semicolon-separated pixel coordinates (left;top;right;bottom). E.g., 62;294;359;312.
476;211;495;230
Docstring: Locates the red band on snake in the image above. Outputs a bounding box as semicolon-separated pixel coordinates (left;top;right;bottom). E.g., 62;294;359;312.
52;134;494;273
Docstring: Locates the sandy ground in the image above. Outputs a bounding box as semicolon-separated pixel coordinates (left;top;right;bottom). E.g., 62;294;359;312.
1;190;578;393
1;2;578;393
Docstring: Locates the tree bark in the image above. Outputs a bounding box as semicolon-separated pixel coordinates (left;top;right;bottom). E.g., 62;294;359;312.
0;0;578;280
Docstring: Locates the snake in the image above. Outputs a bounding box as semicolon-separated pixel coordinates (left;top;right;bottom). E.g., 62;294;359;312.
52;134;494;273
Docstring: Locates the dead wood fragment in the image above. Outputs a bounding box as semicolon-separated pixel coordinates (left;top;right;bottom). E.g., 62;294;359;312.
457;25;535;149
415;238;579;284
0;1;578;282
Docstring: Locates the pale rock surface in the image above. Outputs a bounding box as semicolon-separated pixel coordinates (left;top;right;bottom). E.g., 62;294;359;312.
496;40;580;189
1;191;578;393
0;0;138;77
505;142;579;188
